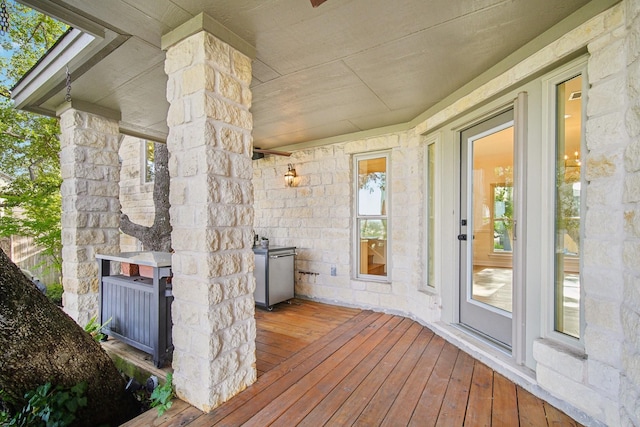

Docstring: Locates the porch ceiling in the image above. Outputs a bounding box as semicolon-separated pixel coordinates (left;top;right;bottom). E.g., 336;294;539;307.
14;0;600;149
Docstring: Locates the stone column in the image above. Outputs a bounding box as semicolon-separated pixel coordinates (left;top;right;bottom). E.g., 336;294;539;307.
621;0;640;424
162;14;256;412
58;106;121;326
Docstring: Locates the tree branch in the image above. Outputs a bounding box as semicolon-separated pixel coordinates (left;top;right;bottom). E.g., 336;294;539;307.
119;142;172;252
0;130;25;140
119;213;151;239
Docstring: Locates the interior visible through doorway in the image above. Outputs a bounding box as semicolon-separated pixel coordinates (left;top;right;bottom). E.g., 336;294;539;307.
472;267;579;337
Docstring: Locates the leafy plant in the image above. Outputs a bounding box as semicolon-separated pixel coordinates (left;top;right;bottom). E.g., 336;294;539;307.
0;382;87;427
83;315;110;342
0;1;68;278
149;373;174;417
45;283;63;306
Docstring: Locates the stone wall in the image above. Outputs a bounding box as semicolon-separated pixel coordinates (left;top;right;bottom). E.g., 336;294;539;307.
253;133;441;321
164;27;256;412
621;0;640;424
59;108;121;326
533;4;628;425
118;136;155;252
252;2;637;425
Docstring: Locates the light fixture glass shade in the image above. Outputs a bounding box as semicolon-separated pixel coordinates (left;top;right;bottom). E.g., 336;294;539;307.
285;164;296;187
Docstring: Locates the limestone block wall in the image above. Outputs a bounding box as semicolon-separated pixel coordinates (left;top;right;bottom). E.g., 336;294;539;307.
164;28;256;412
253;132;440;321
59;108;121;326
621;0;640;424
118;136;155;251
252;2;637;425
533;6;628;425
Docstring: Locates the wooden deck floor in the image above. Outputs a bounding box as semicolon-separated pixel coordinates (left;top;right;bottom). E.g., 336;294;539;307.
122;299;582;426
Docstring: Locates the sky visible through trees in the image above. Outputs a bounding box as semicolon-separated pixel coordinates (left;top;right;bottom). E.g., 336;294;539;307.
0;1;68;278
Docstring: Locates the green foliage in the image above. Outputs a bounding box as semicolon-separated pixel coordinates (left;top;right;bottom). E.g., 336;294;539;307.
0;1;67;277
83;315;111;342
0;382;87;427
0;1;68;89
45;283;63;306
149;373;174;417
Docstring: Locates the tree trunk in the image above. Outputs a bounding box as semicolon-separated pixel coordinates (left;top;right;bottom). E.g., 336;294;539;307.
0;248;140;426
120;141;172;252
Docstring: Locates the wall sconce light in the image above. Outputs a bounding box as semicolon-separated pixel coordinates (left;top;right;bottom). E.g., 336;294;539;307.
284;164;296;187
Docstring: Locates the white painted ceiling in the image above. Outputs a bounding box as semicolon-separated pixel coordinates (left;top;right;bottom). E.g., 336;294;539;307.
16;0;599;149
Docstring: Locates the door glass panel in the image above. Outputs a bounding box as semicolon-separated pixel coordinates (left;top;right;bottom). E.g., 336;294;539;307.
471;127;514;313
555;75;582;339
460;109;514;347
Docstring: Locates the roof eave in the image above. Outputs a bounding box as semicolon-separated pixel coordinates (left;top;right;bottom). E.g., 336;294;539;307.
11;27;127;117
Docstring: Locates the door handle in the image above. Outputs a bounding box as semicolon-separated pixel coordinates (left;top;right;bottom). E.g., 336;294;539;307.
457;234;467;241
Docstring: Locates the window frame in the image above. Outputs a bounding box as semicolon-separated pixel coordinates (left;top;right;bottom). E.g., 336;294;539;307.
354;151;391;282
541;59;587;348
423;135;438;291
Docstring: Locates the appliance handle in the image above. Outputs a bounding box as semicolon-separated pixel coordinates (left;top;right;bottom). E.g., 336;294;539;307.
269;254;295;259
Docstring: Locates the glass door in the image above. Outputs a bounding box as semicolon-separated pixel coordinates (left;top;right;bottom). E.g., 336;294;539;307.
459;109;514;347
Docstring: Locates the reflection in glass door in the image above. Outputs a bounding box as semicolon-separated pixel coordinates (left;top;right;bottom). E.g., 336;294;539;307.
460;109;514;347
554;75;583;339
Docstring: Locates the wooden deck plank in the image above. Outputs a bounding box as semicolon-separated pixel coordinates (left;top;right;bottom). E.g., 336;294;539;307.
255;338;298;359
288;318;415;427
195;310;383;426
354;327;435;426
435;350;475;426
492;372;519;427
120;300;588;427
245;316;409;426
255;345;287;366
518;386;549;427
155;404;203;427
121;399;192;427
216;313;400;426
325;321;424;426
464;362;494;427
380;334;446;426
409;341;460;427
255;329;307;353
544;402;580;426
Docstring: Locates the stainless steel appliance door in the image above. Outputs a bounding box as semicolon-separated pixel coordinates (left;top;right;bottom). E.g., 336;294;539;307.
268;252;295;305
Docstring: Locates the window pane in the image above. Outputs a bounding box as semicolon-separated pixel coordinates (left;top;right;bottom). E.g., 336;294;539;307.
358;157;386;216
554;75;582;339
145;141;155;183
359;219;387;276
427;144;435;286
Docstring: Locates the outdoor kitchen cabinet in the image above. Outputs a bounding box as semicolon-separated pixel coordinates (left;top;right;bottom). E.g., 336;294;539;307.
96;252;173;368
252;246;296;310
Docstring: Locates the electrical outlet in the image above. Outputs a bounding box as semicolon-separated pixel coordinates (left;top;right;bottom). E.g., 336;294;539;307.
330;265;337;276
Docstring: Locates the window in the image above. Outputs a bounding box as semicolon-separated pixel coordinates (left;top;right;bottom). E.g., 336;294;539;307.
492;184;513;253
355;153;389;279
426;142;436;288
144;141;155;183
554;74;583;339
